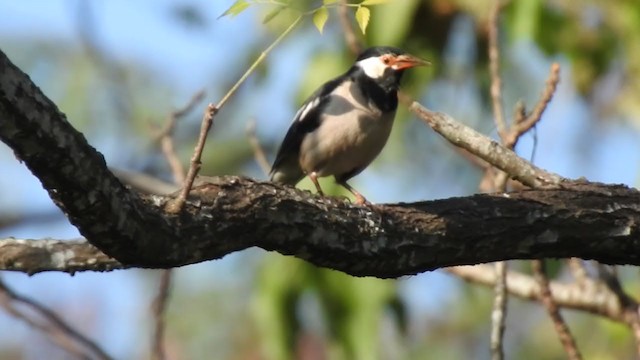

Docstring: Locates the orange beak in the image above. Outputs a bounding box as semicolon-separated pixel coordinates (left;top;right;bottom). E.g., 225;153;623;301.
391;54;431;70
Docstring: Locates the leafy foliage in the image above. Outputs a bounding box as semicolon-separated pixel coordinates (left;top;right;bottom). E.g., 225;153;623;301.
220;0;390;34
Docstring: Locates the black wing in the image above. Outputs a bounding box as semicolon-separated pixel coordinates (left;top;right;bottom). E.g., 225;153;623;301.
269;74;347;183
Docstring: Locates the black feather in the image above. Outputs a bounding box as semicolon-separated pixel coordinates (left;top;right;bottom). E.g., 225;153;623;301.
269;75;346;181
352;67;399;112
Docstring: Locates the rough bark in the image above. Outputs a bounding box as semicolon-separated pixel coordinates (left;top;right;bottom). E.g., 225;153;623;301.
1;177;640;277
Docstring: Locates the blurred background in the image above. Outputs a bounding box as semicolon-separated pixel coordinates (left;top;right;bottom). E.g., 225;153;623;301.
1;0;639;359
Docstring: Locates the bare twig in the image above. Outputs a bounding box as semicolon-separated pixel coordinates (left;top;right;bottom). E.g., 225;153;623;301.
337;0;363;55
502;62;573;359
486;2;508;356
410;103;564;188
505;63;560;149
166;104;217;213
485;56;563;359
154;90;206;185
532;260;582;360
512;100;526;126
151;91;205;360
246;120;271;175
0;277;112;360
152;270;173;360
166;15;303;213
488;0;506;140
490;261;507;360
154;90;206;142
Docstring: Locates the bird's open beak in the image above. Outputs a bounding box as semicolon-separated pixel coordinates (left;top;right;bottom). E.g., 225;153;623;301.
392;54;431;70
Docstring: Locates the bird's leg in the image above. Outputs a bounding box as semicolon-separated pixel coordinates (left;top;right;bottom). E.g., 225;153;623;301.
308;172;324;196
337;180;368;205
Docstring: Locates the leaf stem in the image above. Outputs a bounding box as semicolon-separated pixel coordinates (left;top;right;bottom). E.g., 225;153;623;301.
216;15;302;110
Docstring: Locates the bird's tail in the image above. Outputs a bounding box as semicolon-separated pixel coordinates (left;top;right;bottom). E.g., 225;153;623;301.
269;159;304;185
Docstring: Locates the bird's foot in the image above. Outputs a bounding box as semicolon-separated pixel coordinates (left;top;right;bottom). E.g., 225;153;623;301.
354;194;369;205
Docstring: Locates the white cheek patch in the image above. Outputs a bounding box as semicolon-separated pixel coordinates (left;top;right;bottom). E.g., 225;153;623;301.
357;56;388;79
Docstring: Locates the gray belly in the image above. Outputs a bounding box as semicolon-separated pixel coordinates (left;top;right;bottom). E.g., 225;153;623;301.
299;109;395;178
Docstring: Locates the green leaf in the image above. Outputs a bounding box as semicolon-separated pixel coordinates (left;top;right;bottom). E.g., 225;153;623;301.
219;0;250;19
361;0;389;5
323;0;339;4
355;6;370;34
262;6;284;24
313;7;329;34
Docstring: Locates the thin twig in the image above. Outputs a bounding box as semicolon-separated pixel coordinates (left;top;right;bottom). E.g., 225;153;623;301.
155;144;181;180
490;261;507;360
245;120;271;175
337;0;362;55
151;91;204;360
154;90;206;185
505;63;560;148
522;63;561;128
512;100;526;126
166;15;303;213
488;0;507;140
154;90;206;142
152;270;173;360
485;6;561;359
0;277;112;360
166;104;217;213
532;260;583;360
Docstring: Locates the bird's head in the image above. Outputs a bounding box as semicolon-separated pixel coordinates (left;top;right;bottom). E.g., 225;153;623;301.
354;46;430;83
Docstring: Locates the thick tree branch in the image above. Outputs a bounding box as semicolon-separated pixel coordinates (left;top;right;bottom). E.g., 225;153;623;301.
1;178;640;277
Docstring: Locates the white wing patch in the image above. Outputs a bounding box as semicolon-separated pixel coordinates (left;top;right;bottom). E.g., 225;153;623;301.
294;97;320;122
356;56;387;79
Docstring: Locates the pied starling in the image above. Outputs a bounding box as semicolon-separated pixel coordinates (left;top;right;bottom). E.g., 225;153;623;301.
270;46;428;204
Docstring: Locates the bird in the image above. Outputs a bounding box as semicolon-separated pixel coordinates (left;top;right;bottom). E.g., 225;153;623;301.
269;46;429;204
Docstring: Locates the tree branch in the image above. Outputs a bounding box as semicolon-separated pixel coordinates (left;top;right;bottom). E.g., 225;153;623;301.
447;265;626;321
0;238;124;274
1;178;640;277
410;103;563;188
532;260;583;360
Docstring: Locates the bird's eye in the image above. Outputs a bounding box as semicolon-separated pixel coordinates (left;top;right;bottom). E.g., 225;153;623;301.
381;56;391;65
